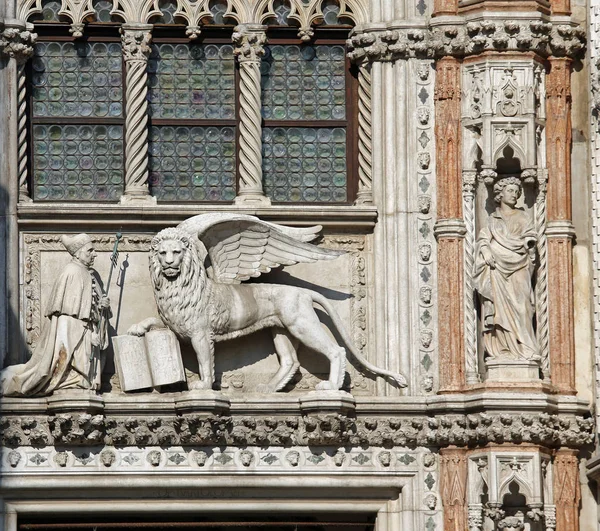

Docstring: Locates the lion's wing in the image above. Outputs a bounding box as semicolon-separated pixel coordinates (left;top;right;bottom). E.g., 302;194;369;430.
184;216;344;284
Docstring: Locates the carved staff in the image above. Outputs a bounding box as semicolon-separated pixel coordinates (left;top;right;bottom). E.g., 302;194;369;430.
92;232;121;360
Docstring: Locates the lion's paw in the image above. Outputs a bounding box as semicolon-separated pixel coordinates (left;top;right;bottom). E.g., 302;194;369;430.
127;324;146;336
189;380;214;391
315;381;337;391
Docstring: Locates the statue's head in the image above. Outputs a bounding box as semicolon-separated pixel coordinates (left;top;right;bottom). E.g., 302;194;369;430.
493;176;522;207
151;228;191;279
62;233;96;267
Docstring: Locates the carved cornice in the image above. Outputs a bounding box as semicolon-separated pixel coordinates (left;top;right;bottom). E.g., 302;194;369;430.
0;25;37;63
347;18;585;62
0;411;593;449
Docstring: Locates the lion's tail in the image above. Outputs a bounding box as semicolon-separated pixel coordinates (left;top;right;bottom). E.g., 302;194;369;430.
310;292;408;388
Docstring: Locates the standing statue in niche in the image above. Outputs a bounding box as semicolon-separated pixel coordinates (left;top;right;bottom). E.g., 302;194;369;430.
0;234;110;396
128;213;407;392
474;177;539;365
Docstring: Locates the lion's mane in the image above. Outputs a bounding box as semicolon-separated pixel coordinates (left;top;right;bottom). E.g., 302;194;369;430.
149;228;207;334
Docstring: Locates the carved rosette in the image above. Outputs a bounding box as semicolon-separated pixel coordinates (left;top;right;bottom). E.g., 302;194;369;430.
233;24;270;205
121;26;154;202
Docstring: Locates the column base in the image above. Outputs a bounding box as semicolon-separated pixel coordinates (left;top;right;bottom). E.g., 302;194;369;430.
485;358;541;382
120;193;157;205
234;193;271;206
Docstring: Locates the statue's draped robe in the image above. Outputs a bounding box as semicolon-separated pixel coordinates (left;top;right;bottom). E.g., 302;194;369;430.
474;208;538;361
1;261;107;396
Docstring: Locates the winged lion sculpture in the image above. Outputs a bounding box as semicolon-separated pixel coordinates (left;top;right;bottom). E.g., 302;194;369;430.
128;213;407;393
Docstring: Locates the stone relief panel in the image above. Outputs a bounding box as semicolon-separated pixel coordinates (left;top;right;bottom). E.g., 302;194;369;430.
21;229;378;395
461;59;548;384
411;59;437;395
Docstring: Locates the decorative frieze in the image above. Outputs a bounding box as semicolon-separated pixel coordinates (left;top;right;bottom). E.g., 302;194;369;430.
347;19;585;63
0;411;593;449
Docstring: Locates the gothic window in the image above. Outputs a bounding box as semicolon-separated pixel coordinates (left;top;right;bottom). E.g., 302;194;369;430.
24;2;357;204
30;38;125;200
261;41;352;203
147;40;237;201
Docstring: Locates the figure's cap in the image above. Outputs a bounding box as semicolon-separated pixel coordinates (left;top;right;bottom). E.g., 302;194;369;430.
61;233;92;256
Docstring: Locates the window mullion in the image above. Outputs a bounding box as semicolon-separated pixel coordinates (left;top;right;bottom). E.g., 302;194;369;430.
232;23;270;206
121;23;154;203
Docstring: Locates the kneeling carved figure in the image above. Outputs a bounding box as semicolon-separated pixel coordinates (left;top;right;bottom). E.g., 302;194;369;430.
129;213;407;392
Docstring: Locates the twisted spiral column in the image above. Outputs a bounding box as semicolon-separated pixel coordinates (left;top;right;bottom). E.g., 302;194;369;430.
121;26;155;203
17;62;30;201
355;62;373;205
233;25;270;206
535;171;550;378
462;171;479;384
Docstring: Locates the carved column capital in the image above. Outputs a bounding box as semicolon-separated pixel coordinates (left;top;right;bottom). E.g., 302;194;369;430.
121;25;153;63
0;25;37;64
232;24;267;63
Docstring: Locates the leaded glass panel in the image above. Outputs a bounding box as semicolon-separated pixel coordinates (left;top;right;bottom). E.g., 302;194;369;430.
33;124;124;201
148;43;235;119
261;45;346;121
148;126;236;201
262;127;347;203
32;42;123;118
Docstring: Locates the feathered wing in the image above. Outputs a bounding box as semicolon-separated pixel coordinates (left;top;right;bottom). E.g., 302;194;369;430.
177;213;344;283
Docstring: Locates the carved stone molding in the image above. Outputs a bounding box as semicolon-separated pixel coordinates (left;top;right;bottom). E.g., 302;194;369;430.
0;410;593;449
2;445;430;474
347;19;585;63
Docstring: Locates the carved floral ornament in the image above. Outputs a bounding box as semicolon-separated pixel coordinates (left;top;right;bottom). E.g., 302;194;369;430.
347;20;585;63
15;0;367;41
0;411;593;448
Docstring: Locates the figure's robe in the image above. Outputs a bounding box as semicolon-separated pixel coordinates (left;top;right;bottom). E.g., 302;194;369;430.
1;261;106;396
474;208;538;361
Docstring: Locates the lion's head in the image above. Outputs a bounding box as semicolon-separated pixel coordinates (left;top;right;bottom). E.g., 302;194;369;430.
152;230;190;278
150;228;202;290
149;228;206;331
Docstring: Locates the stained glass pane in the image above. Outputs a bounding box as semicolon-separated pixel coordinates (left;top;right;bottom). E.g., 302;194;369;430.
32;42;123;118
38;0;61;22
92;0;114;22
148;126;236;201
33;124;124;201
262;127;347;203
261;45;346;120
148;43;235;119
155;0;178;24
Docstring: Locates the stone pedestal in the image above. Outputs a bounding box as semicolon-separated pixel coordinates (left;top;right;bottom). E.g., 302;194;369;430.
299;391;356;416
47;390;104;414
485;359;540;382
174;390;231;415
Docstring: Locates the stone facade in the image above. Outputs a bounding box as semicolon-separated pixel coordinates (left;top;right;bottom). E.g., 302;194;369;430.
0;0;598;529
